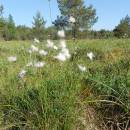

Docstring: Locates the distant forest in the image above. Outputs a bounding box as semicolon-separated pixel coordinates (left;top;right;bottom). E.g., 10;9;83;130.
0;2;130;41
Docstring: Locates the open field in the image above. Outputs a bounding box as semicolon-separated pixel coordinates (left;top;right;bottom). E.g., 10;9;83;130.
1;39;130;130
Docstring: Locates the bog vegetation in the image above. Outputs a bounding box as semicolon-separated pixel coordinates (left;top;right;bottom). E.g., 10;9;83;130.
1;39;130;130
0;0;130;130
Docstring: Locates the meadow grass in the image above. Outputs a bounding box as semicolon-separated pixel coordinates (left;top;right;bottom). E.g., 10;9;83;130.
0;39;130;130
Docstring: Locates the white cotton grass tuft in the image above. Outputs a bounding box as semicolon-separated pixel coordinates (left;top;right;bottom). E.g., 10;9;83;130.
54;48;71;62
53;45;58;50
59;40;66;48
57;30;65;38
68;16;76;23
26;61;46;68
39;50;48;56
28;49;33;54
54;53;67;62
61;48;71;59
30;45;39;52
34;61;45;68
18;69;26;78
87;52;95;60
78;65;86;72
34;38;40;44
46;39;54;48
8;56;17;62
26;62;33;67
54;35;71;61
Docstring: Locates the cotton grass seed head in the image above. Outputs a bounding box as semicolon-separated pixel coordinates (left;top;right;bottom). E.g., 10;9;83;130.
19;69;26;78
39;50;48;56
54;53;67;62
60;40;66;48
78;65;86;72
26;62;33;67
61;48;71;59
57;30;65;38
28;49;33;54
30;45;39;52
34;61;45;68
34;38;40;44
87;52;95;60
47;39;54;48
8;56;17;62
69;16;76;23
53;45;58;50
54;47;71;62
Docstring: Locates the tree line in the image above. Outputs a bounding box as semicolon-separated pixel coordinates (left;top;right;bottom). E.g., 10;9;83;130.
0;0;130;41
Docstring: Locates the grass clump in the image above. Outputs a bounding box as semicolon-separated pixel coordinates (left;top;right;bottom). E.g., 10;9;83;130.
1;39;130;130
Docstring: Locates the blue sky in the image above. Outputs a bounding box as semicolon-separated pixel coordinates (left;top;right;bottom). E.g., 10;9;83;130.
0;0;130;30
